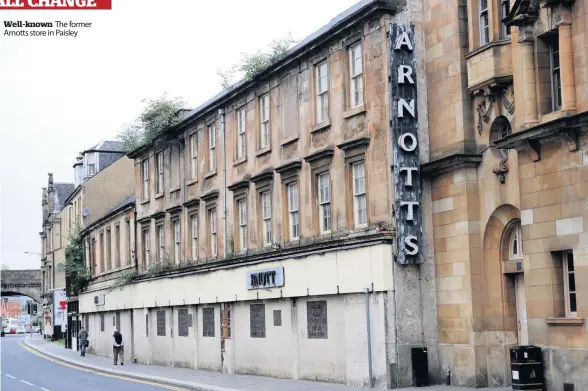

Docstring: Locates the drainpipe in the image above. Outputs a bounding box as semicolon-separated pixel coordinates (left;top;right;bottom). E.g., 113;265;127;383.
219;108;227;257
364;288;373;388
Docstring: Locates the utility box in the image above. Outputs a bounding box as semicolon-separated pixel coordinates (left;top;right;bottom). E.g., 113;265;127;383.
510;346;545;391
411;347;429;387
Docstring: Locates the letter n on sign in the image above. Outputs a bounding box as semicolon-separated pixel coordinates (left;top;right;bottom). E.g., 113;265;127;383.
390;24;423;265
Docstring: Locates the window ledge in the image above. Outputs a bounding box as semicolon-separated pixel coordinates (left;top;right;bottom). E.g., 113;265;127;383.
233;156;247;166
255;146;272;158
186;178;198;186
311;119;331;134
204;170;217;179
140;199;150;205
545;317;584;326
169;187;181;193
281;135;299;147
343;105;366;119
465;39;511;59
154;193;164;200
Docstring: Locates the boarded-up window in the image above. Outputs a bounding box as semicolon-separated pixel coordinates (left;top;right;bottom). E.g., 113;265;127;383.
250;304;266;338
307;300;328;339
116;312;120;331
273;310;282;326
157;310;166;336
202;307;215;337
178;308;189;337
100;313;105;332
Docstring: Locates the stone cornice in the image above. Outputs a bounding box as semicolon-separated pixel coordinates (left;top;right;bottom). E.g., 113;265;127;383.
165;205;183;215
274;160;302;175
182;198;200;208
420;154;483;176
227;180;250;192
250;169;275;184
304;148;335;164
201;189;219;202
336;137;370;152
494;111;588;161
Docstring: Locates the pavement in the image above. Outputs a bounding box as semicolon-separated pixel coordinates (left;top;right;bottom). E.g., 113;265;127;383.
11;334;511;391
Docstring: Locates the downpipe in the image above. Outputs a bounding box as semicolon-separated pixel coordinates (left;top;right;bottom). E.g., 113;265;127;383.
219;108;227;258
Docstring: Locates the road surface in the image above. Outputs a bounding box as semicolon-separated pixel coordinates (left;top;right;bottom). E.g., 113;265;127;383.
0;335;185;391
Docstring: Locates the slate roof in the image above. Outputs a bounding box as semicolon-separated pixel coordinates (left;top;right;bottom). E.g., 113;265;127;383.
83;140;125;153
54;183;75;212
107;195;136;215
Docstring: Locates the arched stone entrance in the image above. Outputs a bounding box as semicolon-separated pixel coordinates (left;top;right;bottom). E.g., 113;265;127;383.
479;204;521;387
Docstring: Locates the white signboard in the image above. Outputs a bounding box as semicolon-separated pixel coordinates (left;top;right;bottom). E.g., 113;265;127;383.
246;267;284;290
53;288;67;327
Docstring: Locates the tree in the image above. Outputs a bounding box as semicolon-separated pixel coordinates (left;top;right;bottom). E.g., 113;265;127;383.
218;34;297;89
64;223;91;295
117;94;186;151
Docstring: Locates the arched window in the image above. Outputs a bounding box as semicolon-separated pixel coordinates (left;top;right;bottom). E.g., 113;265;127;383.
489;116;512;158
508;223;523;260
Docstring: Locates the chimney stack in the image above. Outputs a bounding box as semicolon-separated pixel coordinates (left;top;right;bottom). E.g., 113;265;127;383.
47;173;54;193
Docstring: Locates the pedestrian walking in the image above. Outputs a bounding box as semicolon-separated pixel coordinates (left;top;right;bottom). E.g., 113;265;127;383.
78;327;88;357
112;328;124;365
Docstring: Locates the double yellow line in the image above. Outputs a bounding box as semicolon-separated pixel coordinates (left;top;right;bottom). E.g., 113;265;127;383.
20;342;188;391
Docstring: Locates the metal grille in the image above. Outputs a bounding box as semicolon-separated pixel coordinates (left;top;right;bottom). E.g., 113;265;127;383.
100;313;105;332
273;310;282;326
178;308;189;337
85;316;89;331
145;314;149;336
116;312;120;331
307;300;328;339
157;310;166;336
202;307;215;337
250;304;266;338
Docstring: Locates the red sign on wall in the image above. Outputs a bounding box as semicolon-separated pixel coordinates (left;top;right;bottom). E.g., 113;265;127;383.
59;301;67;310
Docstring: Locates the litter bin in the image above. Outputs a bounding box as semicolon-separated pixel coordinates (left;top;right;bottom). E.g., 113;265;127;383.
510;346;545;391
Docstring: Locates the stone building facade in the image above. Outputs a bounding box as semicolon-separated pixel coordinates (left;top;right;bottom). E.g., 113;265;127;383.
78;1;441;388
72;0;588;389
422;0;588;388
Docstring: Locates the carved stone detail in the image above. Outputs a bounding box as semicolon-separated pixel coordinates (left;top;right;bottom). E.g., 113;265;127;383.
493;155;509;184
560;129;579;152
477;94;496;135
501;87;515;115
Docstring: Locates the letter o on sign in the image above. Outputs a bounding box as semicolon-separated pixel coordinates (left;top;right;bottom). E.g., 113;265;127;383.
399;133;417;152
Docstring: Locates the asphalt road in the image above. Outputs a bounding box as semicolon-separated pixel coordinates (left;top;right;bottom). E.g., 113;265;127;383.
0;335;184;391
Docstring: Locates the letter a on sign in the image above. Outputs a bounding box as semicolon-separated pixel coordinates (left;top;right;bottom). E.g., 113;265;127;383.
390;23;423;265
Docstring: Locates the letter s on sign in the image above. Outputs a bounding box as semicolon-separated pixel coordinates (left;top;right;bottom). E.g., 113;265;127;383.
404;235;419;256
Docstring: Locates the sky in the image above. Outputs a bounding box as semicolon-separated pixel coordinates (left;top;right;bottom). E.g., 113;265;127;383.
0;0;360;270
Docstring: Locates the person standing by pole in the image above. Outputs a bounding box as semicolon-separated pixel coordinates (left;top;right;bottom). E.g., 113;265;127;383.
112;328;124;365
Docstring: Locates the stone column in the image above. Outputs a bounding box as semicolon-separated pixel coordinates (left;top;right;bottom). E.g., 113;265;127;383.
558;20;576;111
520;39;538;125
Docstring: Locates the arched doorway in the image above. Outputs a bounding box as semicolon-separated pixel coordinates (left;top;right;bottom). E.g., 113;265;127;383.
481;204;522;386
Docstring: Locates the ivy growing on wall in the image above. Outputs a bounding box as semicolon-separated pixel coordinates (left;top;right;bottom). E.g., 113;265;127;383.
64;223;91;295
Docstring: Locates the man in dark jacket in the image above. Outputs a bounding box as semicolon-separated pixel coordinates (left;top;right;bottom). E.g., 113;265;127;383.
112;328;124;365
78;327;88;357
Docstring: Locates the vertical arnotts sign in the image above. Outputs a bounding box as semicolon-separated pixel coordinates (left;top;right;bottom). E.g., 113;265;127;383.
390;24;423;265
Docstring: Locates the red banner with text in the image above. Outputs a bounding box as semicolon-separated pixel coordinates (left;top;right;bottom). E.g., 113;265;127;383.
0;0;111;10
